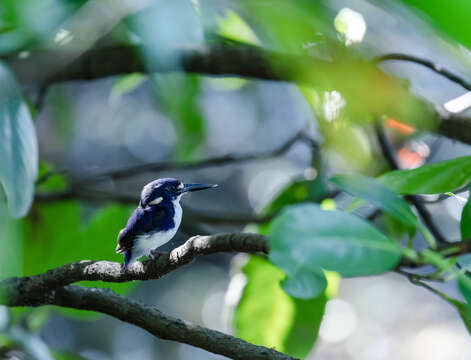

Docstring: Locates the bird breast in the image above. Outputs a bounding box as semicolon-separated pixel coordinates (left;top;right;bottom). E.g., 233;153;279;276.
134;200;183;256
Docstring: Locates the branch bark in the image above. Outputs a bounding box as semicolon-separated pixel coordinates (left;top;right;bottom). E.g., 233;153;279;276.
6;44;471;146
1;233;268;306
16;285;297;360
2;233;296;360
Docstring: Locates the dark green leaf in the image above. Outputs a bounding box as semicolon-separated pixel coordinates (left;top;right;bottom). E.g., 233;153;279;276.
235;256;327;358
461;186;471;240
379;157;471;195
330;174;417;228
0;61;37;218
269;204;401;291
280;268;327;299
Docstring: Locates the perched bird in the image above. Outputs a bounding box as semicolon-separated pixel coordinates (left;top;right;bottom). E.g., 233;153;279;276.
116;178;217;269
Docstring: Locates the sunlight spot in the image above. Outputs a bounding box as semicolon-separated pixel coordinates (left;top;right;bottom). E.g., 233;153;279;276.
444;92;471;114
323;91;345;122
334;8;366;46
319;299;357;342
54;28;73;45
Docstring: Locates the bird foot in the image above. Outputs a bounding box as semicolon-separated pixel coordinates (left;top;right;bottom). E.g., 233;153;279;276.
149;249;164;260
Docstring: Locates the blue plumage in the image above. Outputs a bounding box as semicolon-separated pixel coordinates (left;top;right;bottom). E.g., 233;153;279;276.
116;178;217;269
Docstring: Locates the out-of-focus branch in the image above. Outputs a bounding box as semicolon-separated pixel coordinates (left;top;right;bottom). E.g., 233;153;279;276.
375;53;471;91
5;44;323;86
374;121;449;244
76;130;316;184
7;44;471;145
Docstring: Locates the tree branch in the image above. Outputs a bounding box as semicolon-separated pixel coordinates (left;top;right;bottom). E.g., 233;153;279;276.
374;121;449;244
375;53;471;92
15;285;297;360
1;233;268;306
1;233;298;360
7;44;471;146
74;130;316;185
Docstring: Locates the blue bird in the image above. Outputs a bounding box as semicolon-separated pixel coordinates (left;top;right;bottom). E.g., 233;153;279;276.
116;178;217;269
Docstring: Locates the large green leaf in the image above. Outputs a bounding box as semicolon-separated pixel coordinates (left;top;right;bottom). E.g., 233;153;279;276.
234;256;327;359
269;204;401;298
400;0;471;50
330;174;417;228
379;156;471;195
461;186;471;240
0;62;38;218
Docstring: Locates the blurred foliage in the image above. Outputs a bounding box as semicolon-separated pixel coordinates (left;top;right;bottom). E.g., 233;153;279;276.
0;205;23;279
234;256;328;359
151;74;205;160
400;0;471;50
216;10;260;45
109;73;147;106
460;185;471;240
0;61;37;218
0;0;72;54
1;0;471;357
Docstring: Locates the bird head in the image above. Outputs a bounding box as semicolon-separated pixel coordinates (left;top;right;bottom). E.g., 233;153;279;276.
140;178;217;207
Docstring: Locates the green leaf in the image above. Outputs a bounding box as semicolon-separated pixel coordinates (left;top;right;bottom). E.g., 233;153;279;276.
109;73;147;104
458;275;471;316
23;202;136;318
458;254;471;272
379;156;471;195
400;0;471;50
235;256;327;358
217;10;260;45
461;186;471;240
280;268;327;299
0;61;38;218
269;204;401;295
330;174;417;228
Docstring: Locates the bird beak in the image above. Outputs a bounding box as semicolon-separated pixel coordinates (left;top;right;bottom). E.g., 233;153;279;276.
180;183;218;194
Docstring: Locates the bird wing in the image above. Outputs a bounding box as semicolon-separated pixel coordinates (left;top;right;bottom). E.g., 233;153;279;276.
115;205;167;254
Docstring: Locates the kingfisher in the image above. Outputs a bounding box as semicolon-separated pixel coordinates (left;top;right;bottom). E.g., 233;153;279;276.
116;178;217;270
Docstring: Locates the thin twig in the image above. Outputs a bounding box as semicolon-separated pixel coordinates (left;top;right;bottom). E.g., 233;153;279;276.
73;131;316;184
375;53;471;92
374;121;449;244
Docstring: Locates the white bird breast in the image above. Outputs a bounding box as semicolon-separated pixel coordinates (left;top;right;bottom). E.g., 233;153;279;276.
133;199;183;258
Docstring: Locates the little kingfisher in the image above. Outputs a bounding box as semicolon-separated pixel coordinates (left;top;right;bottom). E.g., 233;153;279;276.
116;178;217;269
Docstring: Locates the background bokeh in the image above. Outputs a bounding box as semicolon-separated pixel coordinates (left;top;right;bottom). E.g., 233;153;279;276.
1;0;471;359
